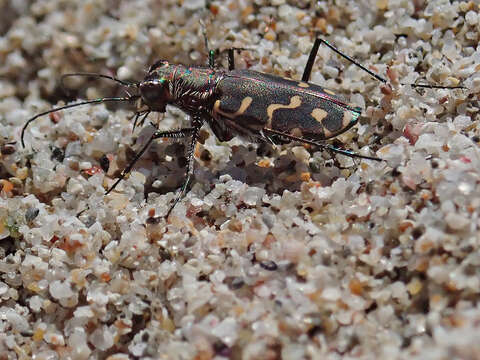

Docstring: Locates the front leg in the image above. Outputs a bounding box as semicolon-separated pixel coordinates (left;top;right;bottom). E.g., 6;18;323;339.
166;116;204;217
106;127;196;195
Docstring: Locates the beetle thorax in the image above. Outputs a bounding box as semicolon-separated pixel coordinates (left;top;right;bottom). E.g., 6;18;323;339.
169;65;220;113
139;62;220;114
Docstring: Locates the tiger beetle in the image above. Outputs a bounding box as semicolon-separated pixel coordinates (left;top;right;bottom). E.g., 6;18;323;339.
21;37;463;216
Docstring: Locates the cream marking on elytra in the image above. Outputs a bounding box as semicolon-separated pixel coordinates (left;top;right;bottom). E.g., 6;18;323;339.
266;95;302;127
298;82;309;88
213;96;253;119
323;88;336;96
311;108;328;123
290;127;303;137
342;111;353;129
323;128;333;138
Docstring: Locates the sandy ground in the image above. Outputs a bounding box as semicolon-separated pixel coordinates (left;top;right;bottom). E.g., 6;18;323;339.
1;0;480;359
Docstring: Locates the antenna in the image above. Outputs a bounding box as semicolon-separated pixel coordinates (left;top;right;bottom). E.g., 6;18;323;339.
21;95;139;147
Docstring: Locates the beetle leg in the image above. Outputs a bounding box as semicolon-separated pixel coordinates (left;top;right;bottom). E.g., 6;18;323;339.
223;47;252;70
199;20;217;69
259;129;278;149
133;111;150;132
302;37;388;83
106;127;196;195
306;38;463;89
302;38;322;82
208;50;215;69
166;116;204;217
262;128;381;161
228;48;235;71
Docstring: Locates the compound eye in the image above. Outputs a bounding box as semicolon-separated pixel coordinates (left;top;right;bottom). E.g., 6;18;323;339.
142;82;158;102
140;78;169;110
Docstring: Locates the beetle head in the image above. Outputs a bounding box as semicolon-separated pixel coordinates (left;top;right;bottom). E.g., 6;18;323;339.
138;60;174;112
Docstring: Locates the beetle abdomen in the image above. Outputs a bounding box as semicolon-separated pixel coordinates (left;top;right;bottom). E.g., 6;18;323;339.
212;70;361;141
